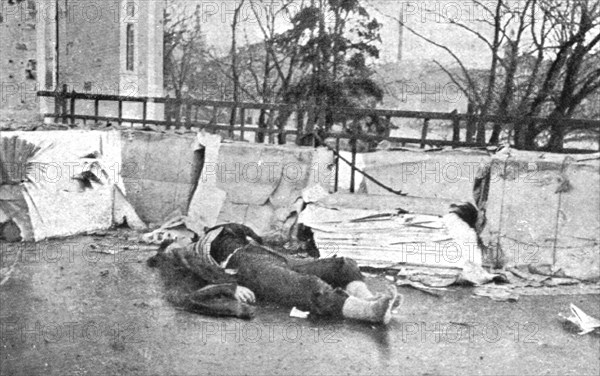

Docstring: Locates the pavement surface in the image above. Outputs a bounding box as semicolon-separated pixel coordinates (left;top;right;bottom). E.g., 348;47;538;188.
1;235;599;376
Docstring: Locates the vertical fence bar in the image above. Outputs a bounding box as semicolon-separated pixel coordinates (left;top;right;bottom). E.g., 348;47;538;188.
466;101;475;143
239;107;245;141
350;134;357;193
334;137;340;193
267;109;275;144
175;99;181;129
476;121;486;146
142;100;147;127
385;115;392;137
255;109;266;143
420;118;430;149
94;99;99;124
349;119;358;193
210;106;218;132
165;96;172;127
229;105;236;138
452;112;460;147
185;102;192;129
69;90;76;125
303;103;315;145
61;85;68;124
54;89;60;123
118;100;123;126
466;122;475;143
296;109;305;145
316;107;326;148
466;103;475;143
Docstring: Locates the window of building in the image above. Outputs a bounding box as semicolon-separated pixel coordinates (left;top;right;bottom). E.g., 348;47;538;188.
127;0;136;18
126;23;134;71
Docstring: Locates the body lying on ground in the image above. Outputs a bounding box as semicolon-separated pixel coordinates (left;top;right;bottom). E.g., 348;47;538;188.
147;203;479;325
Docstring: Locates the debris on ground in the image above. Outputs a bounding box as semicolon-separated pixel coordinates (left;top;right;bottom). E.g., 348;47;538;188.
559;303;600;335
528;264;568;278
395;280;447;297
455;261;509;286
140;214;196;245
0;246;24;286
473;285;519;302
290;307;310;319
389;260;589;302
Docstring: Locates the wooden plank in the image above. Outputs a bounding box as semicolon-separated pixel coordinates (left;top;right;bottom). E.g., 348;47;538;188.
36;91;600;130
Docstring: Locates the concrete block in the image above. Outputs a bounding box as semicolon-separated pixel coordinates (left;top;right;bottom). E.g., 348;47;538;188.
130;179;191;225
555;161;600;280
361;149;489;200
121;131;197;224
216;143;278;205
483;150;600;280
217;201;248;226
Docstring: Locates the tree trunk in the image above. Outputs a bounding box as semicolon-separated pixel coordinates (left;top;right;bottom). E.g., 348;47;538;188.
546;110;567;152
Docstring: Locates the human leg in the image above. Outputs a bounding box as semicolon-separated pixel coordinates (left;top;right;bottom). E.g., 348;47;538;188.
289;257;377;300
232;247;395;324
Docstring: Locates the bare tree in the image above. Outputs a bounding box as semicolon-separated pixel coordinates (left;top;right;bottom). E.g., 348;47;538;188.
369;0;600;151
206;0;383;145
527;0;600;151
163;0;208;122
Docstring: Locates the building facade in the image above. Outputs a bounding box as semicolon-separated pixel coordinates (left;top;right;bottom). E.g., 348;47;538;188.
0;0;39;123
36;0;164;120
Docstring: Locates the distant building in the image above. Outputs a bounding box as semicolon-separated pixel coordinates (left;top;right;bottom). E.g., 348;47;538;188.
35;0;165;120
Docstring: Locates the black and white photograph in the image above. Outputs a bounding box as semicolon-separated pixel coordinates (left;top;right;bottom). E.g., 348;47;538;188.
1;0;599;374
